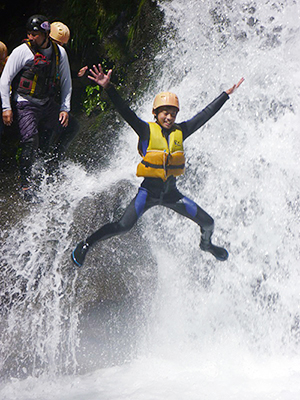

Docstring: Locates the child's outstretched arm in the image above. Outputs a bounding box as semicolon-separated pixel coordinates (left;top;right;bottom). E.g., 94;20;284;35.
226;77;244;95
88;63;112;89
87;63;149;139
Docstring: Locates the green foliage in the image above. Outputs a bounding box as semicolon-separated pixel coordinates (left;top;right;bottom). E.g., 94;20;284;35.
83;85;108;116
62;0;164;115
15;146;22;164
63;0;160;63
127;0;147;45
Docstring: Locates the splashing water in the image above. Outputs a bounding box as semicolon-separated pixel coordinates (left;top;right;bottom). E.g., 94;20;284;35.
1;0;300;398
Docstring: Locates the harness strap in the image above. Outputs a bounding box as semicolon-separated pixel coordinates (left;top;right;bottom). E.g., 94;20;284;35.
30;74;38;96
52;41;60;82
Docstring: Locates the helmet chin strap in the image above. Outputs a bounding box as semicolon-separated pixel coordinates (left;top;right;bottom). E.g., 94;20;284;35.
39;33;49;49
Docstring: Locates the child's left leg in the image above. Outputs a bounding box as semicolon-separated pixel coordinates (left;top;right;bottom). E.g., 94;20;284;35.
164;196;228;261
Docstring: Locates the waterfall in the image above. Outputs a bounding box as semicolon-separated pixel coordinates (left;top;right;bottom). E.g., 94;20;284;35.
142;0;300;357
1;0;300;398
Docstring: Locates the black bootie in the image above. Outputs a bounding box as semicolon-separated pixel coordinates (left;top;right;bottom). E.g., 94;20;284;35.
19;137;38;189
71;241;90;267
200;228;229;261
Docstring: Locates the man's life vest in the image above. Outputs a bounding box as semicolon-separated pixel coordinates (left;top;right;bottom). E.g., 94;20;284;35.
136;122;185;181
13;39;60;99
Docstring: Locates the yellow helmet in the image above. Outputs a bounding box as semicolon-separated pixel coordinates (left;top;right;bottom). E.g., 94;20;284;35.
152;91;179;114
50;22;70;45
0;41;7;61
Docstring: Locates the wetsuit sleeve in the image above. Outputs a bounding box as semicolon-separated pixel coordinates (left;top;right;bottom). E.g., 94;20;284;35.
179;91;229;140
105;85;149;140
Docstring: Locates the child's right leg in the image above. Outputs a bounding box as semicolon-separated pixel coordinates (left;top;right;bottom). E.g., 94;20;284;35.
71;187;154;267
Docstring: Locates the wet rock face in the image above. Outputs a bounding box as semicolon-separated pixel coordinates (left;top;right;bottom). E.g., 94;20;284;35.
72;179;157;302
0;178;158;377
71;180;158;372
0;0;165;376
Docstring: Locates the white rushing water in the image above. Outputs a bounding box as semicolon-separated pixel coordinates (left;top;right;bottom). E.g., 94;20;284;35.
1;0;300;398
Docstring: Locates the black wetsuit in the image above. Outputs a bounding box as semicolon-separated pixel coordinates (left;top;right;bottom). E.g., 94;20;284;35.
86;86;229;246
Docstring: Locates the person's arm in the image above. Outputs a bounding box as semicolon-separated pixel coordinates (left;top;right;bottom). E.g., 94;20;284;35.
78;66;88;77
57;45;72;127
88;64;149;140
181;78;244;139
0;44;32;125
105;85;149;139
0;44;30;110
180;91;229;139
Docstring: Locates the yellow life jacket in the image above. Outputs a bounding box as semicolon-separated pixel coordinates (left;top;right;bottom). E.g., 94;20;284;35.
136;122;185;181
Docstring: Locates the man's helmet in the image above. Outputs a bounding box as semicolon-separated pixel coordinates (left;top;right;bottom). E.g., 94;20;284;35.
50;22;70;45
0;41;7;61
26;15;51;33
152;92;180;114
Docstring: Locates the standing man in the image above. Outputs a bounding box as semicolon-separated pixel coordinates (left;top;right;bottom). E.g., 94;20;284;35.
0;15;77;200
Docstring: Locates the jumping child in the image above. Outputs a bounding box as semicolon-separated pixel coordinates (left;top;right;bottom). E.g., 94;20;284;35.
72;64;243;266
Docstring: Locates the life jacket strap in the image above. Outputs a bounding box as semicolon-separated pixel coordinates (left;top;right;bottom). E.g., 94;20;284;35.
167;164;185;170
141;159;185;171
141;160;164;169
